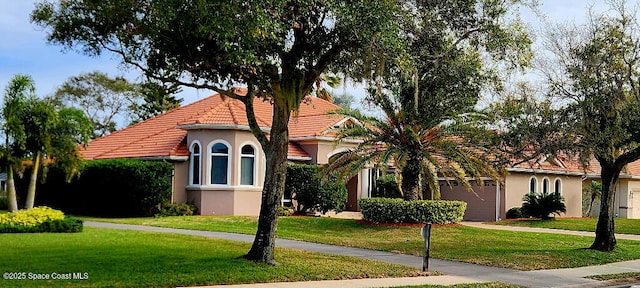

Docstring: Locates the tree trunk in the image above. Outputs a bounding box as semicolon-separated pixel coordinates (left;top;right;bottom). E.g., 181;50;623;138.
244;102;291;265
590;167;618;252
401;159;422;201
6;166;19;211
24;151;41;210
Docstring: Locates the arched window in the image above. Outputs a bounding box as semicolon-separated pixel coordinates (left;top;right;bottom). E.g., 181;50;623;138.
554;178;562;195
210;142;229;185
190;142;201;185
240;145;256;185
529;177;537;194
542;178;550;195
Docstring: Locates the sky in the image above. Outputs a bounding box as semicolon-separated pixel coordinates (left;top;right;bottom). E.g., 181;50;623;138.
0;0;616;107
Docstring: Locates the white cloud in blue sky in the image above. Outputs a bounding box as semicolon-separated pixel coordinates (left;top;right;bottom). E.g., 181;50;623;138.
0;0;619;106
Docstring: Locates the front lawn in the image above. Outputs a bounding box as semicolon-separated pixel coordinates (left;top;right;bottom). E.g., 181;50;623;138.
84;216;640;270
0;227;424;288
492;218;640;235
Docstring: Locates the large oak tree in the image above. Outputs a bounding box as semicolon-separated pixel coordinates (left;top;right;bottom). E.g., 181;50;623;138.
32;0;404;263
496;0;640;252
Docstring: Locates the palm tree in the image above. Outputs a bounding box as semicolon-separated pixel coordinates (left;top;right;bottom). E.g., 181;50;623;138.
1;75;34;211
326;90;505;201
21;100;93;209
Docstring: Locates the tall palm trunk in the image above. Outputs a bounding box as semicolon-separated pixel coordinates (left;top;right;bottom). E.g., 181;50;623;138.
24;151;41;209
5;166;18;211
244;101;291;265
401;158;422;201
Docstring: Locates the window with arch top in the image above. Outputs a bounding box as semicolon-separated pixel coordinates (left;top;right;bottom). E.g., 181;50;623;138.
240;144;256;185
554;178;562;195
210;142;229;185
190;142;201;185
529;177;537;194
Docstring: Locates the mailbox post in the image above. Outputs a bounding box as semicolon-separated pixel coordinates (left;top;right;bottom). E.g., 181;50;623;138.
421;223;432;272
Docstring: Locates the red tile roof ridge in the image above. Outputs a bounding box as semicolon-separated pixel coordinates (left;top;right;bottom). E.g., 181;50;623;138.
170;135;189;157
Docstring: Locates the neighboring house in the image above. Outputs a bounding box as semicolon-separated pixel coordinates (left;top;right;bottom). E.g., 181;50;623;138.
81;92;373;215
434;155;586;221
586;160;640;219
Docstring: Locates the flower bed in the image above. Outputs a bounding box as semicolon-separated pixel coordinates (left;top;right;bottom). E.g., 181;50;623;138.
0;207;83;233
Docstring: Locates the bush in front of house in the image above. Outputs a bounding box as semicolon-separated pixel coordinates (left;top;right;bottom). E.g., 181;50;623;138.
277;206;292;216
373;174;403;198
0;195;7;210
505;207;523;219
520;192;566;220
159;202;198;217
0;206;83;233
285;164;347;214
32;159;173;217
359;198;467;224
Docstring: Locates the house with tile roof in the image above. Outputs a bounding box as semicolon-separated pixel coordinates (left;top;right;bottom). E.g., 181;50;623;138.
432;154;587;221
80;91;640;220
80;93;370;215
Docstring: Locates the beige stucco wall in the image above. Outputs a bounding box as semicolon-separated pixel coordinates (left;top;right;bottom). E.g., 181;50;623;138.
615;179;640;219
503;172;582;219
172;161;190;203
297;139;357;164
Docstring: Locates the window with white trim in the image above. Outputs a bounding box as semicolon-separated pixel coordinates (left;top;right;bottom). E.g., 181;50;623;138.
542;178;550;195
554;178;562;195
240;145;255;185
529;177;537;194
190;142;201;185
210;142;229;185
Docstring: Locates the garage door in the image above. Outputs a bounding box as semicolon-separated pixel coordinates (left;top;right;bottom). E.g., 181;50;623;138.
439;180;497;222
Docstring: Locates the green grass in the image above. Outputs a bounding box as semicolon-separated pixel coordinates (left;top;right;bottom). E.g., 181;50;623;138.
0;227;425;288
492;218;640;235
83;216;640;270
587;271;640;281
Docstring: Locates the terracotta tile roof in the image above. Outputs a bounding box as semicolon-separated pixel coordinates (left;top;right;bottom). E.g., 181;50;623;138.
81;93;342;160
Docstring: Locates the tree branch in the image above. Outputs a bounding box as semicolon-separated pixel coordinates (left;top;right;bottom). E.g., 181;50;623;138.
242;83;270;147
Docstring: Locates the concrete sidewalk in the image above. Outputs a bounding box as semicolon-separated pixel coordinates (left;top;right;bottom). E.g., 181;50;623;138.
84;221;640;287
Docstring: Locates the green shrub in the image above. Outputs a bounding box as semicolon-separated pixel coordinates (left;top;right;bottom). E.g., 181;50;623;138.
32;159;173;217
373;174;402;198
159;202;197;217
286;164;347;214
0;207;82;233
0;206;65;226
0;195;7;210
359;198;467;224
506;207;523;219
521;192;566;220
0;217;83;233
277;206;291;216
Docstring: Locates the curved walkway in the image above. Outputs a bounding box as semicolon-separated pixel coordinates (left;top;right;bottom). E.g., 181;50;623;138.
85;221;640;288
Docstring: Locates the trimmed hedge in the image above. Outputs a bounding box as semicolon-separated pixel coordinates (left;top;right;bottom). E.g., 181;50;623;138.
31;159;173;217
360;198;467;224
